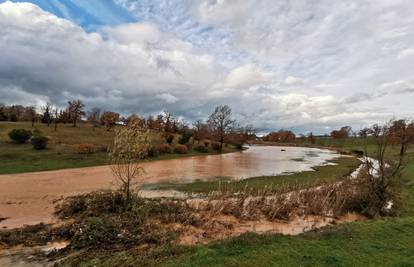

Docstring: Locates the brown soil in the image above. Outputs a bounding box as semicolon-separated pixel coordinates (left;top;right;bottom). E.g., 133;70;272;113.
172;212;364;245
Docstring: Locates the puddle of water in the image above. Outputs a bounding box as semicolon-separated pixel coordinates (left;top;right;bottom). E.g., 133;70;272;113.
138;190;188;199
0;241;69;267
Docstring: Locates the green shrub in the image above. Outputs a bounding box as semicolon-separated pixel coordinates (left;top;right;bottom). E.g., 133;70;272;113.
8;129;32;143
211;142;221;151
194;144;208;153
31;136;48;150
157;144;172;154
173;144;188;154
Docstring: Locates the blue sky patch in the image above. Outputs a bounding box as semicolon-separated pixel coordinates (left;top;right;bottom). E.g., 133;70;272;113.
6;0;136;30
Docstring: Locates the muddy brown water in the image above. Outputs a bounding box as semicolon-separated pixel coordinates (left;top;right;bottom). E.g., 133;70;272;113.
0;146;340;229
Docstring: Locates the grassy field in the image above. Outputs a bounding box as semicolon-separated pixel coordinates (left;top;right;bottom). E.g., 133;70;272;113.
151;157;360;194
0;121;237;174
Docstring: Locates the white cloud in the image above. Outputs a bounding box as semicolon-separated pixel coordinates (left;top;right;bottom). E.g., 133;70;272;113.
195;0;254;25
1;0;414;134
0;1;219;116
398;48;414;59
379;80;414;95
284;76;304;86
212;64;274;90
156;93;178;104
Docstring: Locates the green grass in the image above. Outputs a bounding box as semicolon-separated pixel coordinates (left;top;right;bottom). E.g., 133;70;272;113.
0;121;238;174
151;157;360;194
0;121;113;173
160;217;414;267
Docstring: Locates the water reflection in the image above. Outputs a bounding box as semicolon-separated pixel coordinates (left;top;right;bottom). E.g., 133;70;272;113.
140;145;339;183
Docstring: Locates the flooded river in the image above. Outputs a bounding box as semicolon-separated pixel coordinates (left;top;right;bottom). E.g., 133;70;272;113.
141;145;339;182
0;146;340;228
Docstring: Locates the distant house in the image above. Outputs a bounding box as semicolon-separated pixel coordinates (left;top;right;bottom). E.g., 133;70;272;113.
115;121;126;126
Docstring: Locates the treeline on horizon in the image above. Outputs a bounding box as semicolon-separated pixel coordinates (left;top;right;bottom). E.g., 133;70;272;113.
262;126;354;142
0;101;257;150
2;102;413;145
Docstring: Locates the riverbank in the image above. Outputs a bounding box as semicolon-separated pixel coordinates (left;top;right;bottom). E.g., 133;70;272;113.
0;179;368;267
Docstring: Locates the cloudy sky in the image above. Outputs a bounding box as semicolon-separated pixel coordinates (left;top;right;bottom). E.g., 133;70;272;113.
1;0;414;134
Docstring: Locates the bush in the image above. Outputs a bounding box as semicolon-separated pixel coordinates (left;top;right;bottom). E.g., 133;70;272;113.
157;144;172;154
173;144;188;154
72;216;118;248
185;142;193;150
178;132;192;145
56;191;132;219
211;142;221;151
96;145;109;153
74;143;95;154
148;146;159;157
31;136;48;150
194;144;208;153
8;129;32;143
203;140;210;147
165;134;174;145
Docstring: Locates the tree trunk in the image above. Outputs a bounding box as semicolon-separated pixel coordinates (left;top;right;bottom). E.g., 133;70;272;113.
219;133;224;152
400;143;405;157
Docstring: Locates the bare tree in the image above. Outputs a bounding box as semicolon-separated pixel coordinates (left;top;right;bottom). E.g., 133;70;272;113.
207;105;235;152
359;120;412;216
109;124;151;205
41;103;52;127
101;111;120;131
308;132;315;144
53;107;59;131
192;120;209;144
162;111;173;133
389;119;414;157
27;106;36;127
87;107;101;131
67;100;85;127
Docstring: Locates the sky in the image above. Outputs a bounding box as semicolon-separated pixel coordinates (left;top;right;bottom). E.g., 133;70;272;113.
1;0;414;134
